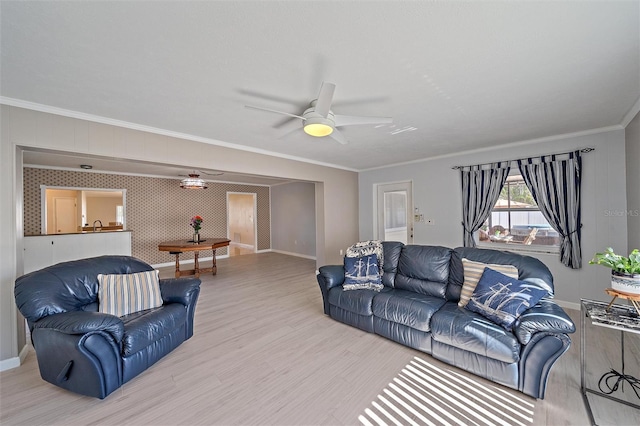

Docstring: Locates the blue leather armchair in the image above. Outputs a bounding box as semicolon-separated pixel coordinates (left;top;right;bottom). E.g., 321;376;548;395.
14;255;200;399
317;243;576;399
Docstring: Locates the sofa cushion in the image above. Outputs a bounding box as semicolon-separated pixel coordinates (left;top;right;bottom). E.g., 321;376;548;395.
395;245;452;297
328;286;384;316
343;254;383;291
381;241;404;288
372;289;445;332
98;270;163;317
431;302;520;363
466;268;548;329
458;259;519;307
121;303;186;356
452;247;555;297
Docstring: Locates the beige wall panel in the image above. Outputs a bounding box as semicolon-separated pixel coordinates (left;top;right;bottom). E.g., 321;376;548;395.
88;122;116;157
143;133;170;163
35;112;56;147
8;107;38;146
168;138;206;168
50;115;77;151
72;118;90;153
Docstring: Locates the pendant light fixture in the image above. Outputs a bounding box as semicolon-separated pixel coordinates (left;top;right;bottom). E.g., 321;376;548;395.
180;173;208;189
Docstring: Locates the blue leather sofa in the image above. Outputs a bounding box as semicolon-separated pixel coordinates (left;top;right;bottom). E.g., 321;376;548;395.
14;255;201;399
317;243;576;399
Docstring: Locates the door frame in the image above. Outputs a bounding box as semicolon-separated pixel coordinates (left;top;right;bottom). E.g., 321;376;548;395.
226;191;258;253
374;181;413;244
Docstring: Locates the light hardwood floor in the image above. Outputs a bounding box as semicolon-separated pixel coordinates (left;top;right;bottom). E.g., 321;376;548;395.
1;252;638;425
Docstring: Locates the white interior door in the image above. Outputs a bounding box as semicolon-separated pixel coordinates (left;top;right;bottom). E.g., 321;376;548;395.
376;182;413;244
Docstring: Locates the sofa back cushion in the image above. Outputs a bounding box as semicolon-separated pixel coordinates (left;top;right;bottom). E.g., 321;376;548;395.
15;255;154;327
381;241;404;287
395;245;452;298
448;247;554;302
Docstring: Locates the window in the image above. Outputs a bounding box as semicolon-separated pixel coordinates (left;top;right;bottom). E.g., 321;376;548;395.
478;174;559;249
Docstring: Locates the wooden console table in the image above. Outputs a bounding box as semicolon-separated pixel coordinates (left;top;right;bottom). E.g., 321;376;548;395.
158;238;230;278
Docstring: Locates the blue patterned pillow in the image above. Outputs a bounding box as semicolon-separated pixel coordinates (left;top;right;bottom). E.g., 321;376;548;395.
465;267;547;329
343;253;383;291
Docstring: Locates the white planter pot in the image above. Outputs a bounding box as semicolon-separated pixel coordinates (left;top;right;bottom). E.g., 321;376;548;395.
611;271;640;295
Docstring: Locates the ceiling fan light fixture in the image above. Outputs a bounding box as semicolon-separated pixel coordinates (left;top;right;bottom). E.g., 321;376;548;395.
180;174;208;189
303;117;334;137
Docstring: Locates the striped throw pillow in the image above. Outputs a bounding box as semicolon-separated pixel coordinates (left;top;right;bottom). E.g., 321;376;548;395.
458;259;518;308
98;270;163;317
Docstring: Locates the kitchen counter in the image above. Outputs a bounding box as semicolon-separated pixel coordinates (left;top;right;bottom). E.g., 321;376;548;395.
25;229;132;237
23;231;132;274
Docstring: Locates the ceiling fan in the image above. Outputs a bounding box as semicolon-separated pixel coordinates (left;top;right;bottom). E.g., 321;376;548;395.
244;82;392;144
178;170;224;189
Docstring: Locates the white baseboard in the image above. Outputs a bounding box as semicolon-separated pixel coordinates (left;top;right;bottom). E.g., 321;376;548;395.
270;249;316;260
230;242;254;249
0;342;30;372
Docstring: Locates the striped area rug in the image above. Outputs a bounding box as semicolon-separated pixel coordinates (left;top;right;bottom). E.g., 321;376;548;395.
358;356;536;426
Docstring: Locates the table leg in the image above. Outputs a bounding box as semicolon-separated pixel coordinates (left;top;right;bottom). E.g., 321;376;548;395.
194;252;200;278
174;253;180;278
212;249;217;275
606;296;618;311
581;302;597;426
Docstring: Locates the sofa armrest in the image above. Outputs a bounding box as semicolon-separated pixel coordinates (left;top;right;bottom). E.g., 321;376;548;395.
317;265;345;290
159;277;201;306
33;311;124;343
514;299;576;345
160;277;201;340
317;265;345;315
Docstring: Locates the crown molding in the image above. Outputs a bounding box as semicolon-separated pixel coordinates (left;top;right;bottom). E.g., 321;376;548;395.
0;97;358;173
621;96;640;128
361;124;623;172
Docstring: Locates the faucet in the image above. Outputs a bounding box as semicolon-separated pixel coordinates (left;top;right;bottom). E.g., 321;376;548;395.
92;220;103;232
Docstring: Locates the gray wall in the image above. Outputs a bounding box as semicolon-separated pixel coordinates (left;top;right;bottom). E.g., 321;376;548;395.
271;182;317;258
626;111;640;252
359;128;628;307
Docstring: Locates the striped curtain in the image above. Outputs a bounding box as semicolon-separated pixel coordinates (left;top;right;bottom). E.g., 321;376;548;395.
518;151;582;268
460;162;511;247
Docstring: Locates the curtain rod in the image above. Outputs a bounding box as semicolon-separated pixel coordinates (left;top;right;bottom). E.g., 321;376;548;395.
451;147;595;170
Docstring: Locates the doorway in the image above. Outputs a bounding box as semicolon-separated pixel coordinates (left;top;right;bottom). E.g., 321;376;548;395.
227;192;257;256
376;182;413;244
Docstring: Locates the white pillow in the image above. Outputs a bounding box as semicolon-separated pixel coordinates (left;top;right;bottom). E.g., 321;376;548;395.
458;259;519;307
98;270;163;317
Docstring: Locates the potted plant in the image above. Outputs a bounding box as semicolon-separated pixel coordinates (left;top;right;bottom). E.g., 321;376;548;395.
589;247;640;294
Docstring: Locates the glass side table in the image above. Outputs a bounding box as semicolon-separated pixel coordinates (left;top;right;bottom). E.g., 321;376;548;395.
580;299;640;426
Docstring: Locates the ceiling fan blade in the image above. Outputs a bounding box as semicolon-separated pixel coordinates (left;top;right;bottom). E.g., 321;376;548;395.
314;82;336;118
334;114;393;127
272;115;300;129
244;105;305;120
237;88;303;106
332;95;389;107
278;125;303;140
329;128;348;145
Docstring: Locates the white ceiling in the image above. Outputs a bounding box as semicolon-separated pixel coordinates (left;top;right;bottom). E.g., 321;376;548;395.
2;1;639;175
